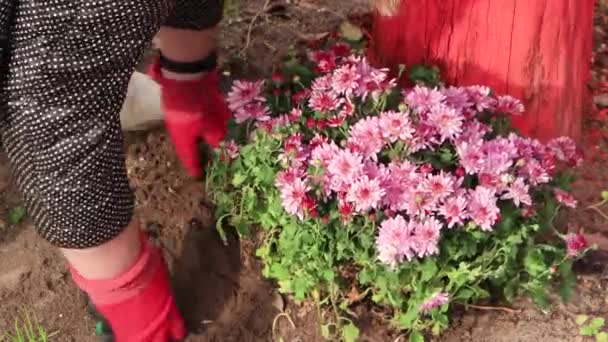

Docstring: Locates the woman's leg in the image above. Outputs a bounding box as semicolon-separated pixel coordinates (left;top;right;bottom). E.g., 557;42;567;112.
61;221;142;280
1;0;185;341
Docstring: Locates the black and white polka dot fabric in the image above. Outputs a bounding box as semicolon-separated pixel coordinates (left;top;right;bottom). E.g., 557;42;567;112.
0;0;223;249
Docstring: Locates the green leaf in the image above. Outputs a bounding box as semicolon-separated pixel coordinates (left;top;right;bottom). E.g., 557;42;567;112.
524;249;547;277
232;173;247;187
602;191;608;201
408;65;441;87
581;325;597;337
322;269;335;282
342;322;360;342
398;307;420;329
420;260;438;282
576;315;590;326
409;330;424;342
454;288;475;301
321;325;332;339
591;318;606;329
8;206;26;225
339;21;363;42
596;332;608;342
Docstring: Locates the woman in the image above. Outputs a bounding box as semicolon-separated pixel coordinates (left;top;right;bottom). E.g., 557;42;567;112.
0;0;230;341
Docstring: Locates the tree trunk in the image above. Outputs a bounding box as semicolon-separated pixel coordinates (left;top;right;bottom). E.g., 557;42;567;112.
369;0;595;142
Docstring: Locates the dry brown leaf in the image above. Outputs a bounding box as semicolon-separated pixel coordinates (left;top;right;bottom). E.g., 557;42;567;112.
296;31;330;42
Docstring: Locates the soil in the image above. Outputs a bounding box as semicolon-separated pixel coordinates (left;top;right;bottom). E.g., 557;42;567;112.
1;1;608;342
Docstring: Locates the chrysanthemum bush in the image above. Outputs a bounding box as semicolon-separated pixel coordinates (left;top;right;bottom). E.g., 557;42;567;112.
206;38;589;340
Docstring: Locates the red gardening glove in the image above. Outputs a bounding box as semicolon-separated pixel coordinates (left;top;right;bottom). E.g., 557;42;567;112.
70;234;186;342
149;59;230;178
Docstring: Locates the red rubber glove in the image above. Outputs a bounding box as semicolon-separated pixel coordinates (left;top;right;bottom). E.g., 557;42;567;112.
70;234;186;342
149;59;230;178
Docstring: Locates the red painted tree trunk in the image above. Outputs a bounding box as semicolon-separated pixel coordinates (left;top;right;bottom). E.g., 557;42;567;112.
369;0;595;142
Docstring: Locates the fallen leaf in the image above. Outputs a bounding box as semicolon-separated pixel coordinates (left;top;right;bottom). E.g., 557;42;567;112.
340;21;363;42
296;31;330;42
346;285;361;303
271;291;286;312
7;206;26;225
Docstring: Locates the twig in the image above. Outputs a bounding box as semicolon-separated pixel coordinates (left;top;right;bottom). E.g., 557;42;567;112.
585;206;608;220
240;0;271;55
463;304;521;314
263;41;277;52
392;335;406;342
272;312;296;340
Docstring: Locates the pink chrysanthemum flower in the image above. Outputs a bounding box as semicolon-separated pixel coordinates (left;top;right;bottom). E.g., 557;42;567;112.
421;171;455;201
502;177;532;207
311;74;333;92
478;138;517;176
327;114;347;128
467;186;500;231
309;134;328;148
439;195;469;228
339;97;355;117
520;159;551;186
376;215;415;267
408;122;441;153
466;85;496;112
279;147;309;170
457;121;491;145
227;80;266;111
275;167;306;189
427;104;464;141
222;140;239;161
309;91;341;113
279;177;310;220
509;133;545;160
554;189;577;208
403;188;437;219
420;292;450;312
327;149;364;188
348;117;385;159
379;111;414;143
382;162;420;211
332;65;361;95
234;102;271;123
565;232;588;257
441;86;472;111
376;244;400;269
413;218;443;257
346;176;385;212
495;95;524;115
268;114;291;129
456;141;485;174
547;137;583;167
292;89;312;105
310;50;336;73
382;180;409;212
311;141;341;169
363;161;390;183
405;86;446;113
354;57;391;100
331;42;352;57
288;108;303;121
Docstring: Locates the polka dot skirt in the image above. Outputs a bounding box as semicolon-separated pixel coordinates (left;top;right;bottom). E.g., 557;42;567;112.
0;0;223;249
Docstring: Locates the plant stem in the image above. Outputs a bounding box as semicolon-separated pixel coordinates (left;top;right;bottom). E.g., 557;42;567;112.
462;303;521;314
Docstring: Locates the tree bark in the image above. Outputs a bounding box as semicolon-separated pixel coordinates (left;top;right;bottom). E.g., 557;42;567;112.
369;0;595;141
